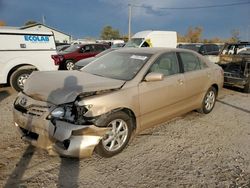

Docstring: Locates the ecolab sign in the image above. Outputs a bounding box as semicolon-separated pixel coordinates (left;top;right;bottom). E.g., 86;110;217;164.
24;35;49;42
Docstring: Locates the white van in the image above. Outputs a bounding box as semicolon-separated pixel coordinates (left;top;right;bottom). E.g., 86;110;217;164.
125;30;177;48
0;29;58;91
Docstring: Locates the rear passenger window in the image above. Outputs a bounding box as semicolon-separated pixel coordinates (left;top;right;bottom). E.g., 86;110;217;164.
83;45;94;52
95;45;106;51
179;52;205;72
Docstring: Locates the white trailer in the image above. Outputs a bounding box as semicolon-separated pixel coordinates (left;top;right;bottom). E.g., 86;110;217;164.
125;30;177;48
0;29;58;91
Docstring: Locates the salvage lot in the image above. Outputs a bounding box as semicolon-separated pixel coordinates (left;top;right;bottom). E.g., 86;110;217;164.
0;86;250;187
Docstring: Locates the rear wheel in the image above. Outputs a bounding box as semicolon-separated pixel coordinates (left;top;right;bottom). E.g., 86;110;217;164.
10;69;34;92
64;60;75;70
243;78;250;93
198;87;217;114
95;111;133;157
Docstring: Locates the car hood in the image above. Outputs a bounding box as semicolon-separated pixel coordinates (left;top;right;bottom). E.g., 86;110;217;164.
23;71;125;105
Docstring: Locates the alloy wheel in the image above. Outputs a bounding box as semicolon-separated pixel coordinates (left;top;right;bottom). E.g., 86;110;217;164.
66;62;75;70
17;74;29;89
204;90;215;111
102;119;128;152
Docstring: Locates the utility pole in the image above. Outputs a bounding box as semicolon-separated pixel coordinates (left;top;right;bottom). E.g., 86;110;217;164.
128;4;132;40
247;25;250;41
42;15;46;25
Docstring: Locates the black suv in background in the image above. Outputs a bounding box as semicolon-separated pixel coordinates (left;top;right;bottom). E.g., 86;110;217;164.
218;42;250;93
177;43;220;63
177;43;220;55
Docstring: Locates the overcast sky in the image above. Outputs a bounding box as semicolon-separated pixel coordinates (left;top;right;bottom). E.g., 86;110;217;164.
0;0;250;40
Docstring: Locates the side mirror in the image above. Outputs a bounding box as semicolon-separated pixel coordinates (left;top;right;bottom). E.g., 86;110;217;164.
145;72;164;82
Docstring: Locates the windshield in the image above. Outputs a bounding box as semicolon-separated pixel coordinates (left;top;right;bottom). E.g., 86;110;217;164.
64;44;80;53
82;51;152;80
125;38;144;47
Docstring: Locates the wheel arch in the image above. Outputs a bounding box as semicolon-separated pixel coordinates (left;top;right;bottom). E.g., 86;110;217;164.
120;107;137;131
60;59;75;70
7;64;37;84
211;83;219;96
93;107;137;132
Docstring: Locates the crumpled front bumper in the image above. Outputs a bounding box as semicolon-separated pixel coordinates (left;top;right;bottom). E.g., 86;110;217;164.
13;94;110;158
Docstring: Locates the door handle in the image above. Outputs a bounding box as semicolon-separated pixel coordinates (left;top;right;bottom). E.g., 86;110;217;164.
178;79;184;85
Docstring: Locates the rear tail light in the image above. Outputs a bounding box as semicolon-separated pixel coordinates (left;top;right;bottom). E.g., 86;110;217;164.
51;55;64;65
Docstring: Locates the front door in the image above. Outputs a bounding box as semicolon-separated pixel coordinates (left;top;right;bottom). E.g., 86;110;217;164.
138;52;186;130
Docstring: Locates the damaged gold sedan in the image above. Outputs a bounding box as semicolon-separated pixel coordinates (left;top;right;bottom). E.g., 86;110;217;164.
13;48;224;158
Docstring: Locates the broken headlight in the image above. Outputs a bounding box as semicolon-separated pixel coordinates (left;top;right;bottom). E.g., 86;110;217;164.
51;107;65;118
48;102;93;125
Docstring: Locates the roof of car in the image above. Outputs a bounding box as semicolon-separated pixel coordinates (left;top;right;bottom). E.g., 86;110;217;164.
225;42;250;45
114;47;199;55
76;43;108;47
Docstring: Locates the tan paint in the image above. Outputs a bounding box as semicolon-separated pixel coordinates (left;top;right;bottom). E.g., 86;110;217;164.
13;48;224;158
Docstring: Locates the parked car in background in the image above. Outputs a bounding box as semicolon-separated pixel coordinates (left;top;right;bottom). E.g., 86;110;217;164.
73;48;117;70
177;43;220;55
177;43;202;52
56;44;70;52
178;43;220;63
0;29;57;92
125;30;177;48
218;42;250;93
13;47;223;158
111;43;125;48
52;43;109;70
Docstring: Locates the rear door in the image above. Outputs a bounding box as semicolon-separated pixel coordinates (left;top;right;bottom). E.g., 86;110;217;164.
178;52;211;107
93;44;108;56
76;45;95;61
138;52;186;129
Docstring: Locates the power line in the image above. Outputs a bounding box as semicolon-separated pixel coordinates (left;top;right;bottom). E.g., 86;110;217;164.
132;1;250;10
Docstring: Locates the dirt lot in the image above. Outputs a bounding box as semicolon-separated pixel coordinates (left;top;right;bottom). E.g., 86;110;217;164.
0;86;249;188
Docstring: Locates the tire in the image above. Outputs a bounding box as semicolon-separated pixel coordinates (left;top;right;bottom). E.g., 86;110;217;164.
243;78;250;93
10;69;34;92
198;87;217;114
95;111;133;158
64;60;75;70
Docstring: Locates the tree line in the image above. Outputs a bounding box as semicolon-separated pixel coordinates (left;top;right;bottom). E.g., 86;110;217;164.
177;26;240;43
0;20;240;43
100;25;240;43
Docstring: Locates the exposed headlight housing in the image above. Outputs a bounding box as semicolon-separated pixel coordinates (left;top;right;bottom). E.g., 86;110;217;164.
51;107;65;118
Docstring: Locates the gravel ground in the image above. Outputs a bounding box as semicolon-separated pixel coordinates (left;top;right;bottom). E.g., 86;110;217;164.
0;86;250;188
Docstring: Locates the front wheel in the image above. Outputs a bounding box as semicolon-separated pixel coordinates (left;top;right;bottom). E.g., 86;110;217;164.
10;69;34;92
95;111;133;157
198;87;217;114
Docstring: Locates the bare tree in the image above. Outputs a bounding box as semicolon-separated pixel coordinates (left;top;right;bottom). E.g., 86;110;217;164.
228;29;240;43
185;26;203;43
